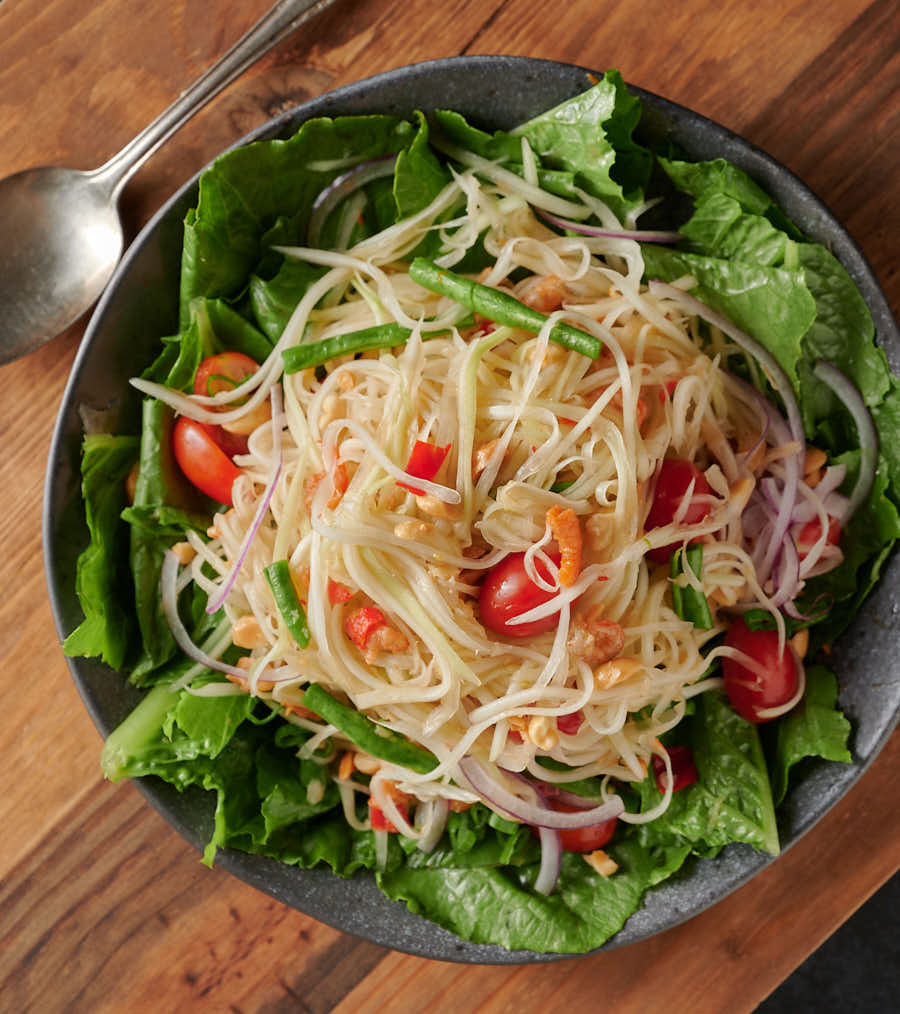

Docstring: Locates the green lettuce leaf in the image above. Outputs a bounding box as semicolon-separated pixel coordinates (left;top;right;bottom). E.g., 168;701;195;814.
63;433;139;668
771;666;852;804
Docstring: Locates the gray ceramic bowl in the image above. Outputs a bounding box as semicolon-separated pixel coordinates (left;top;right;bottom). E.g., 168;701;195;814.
44;55;900;962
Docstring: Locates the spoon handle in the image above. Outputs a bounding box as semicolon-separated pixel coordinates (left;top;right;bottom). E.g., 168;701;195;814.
94;0;336;196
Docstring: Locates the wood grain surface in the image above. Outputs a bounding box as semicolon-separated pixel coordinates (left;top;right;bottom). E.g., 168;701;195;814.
1;1;897;1011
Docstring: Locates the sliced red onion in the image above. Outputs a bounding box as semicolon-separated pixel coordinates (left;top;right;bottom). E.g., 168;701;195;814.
536;207;682;244
769;533;801;608
812;360;878;520
308;155;399;247
206;386;284;614
458;756;623;829
161;550;248;680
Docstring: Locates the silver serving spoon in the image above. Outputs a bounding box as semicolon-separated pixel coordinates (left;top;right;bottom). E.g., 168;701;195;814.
0;0;336;366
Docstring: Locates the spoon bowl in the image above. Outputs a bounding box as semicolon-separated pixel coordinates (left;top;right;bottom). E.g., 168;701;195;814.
0;167;122;360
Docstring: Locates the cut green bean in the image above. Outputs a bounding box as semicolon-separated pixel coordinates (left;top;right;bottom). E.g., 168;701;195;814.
283;323;410;373
264;560;311;648
670;545;713;630
302;683;438;773
282;318;467;374
409;257;603;359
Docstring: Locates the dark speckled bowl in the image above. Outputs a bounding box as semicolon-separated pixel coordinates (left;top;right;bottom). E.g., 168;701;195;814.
44;56;900;962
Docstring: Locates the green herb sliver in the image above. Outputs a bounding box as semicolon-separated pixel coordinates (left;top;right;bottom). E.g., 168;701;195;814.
264;560;311;648
303;683;438;773
670;545;713;630
409;257;603;359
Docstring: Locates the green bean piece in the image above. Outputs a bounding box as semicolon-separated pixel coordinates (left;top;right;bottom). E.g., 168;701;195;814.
283;323;410;373
670;545;714;630
302;683;438;774
409;257;603;359
282;319;466;374
264;560;311;648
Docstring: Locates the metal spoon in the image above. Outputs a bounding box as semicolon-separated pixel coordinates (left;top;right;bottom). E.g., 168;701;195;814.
0;0;336;366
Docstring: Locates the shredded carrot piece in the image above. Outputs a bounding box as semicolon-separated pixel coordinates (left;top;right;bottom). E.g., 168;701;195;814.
547;506;582;587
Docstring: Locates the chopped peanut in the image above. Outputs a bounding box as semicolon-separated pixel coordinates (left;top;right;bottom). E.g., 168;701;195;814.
583;849;618;877
547;506;582;587
169;541;196;565
527;715;559;751
335;370;355;392
709;582;745;608
804;446;828;476
318;394;342;431
393;518;434;540
415;494;462;520
472;438;502;480
568;614;625;664
594;656;643;690
232;615;265;650
728;476;755;515
338;751;355;781
281;701;317;720
790;628;810;660
353;753;381;775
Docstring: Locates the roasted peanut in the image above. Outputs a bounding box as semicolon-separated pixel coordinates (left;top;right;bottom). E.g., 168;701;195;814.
594;656;643;690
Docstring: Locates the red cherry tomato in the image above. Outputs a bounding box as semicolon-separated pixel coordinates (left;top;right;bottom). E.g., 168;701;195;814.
172;417;242;506
194;352;259;398
645;458;711;563
721;617;800;723
194;352;260;458
531;801;617;853
652;745;698;794
479;551;561;638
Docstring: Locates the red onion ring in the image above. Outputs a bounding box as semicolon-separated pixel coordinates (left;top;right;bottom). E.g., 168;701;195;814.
308;155;399;247
535;207;682;244
206;386;284;614
458;756;623;829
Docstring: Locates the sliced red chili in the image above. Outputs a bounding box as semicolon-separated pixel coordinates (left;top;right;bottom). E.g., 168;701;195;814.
397;440;451;495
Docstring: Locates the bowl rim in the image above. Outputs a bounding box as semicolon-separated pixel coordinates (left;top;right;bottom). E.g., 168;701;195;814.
43;53;900;963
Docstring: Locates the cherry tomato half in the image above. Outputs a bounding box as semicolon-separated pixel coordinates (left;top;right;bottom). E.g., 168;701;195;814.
194;352;260;458
721;617;800;723
479;551;561;638
194;352;259;398
172;416;242;506
652;745;698;794
531;802;618;853
645;458;711;563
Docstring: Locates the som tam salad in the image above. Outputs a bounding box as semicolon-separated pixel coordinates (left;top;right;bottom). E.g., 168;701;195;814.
65;71;900;954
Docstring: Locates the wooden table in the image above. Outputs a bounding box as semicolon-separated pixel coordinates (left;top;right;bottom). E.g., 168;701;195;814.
1;0;898;1010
